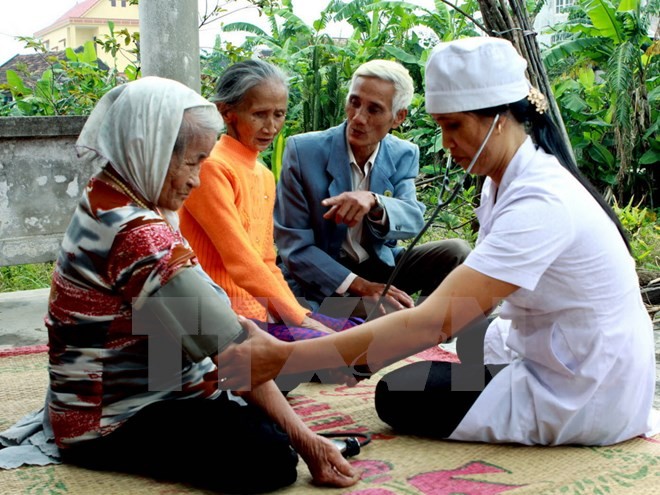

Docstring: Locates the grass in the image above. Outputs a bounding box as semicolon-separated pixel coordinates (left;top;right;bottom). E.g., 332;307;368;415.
0;262;54;293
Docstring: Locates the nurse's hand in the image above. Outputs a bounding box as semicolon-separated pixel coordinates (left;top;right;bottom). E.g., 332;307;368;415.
214;316;290;392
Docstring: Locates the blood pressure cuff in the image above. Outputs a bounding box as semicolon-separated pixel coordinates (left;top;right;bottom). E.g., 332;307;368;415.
133;267;246;362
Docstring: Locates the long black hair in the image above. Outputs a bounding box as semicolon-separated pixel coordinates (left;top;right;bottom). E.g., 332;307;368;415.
474;99;631;252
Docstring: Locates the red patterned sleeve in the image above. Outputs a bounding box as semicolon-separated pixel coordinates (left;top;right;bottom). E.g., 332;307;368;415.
107;215;195;301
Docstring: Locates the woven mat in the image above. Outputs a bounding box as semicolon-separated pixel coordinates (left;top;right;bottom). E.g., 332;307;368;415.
1;348;659;495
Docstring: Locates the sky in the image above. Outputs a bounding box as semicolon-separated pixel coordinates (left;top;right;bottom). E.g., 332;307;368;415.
0;0;436;66
0;0;76;65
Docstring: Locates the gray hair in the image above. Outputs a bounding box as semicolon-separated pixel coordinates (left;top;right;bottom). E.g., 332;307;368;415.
173;106;222;157
349;59;414;115
210;59;289;106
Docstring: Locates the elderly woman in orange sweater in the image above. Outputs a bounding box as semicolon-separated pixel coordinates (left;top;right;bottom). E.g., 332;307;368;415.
180;60;359;341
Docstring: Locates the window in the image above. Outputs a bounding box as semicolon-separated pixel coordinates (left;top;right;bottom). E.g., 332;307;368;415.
60;39;66;49
111;0;116;6
555;0;574;14
121;0;127;6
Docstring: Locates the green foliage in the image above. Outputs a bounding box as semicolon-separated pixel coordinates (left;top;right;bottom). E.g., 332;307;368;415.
0;40;115;116
0;23;141;116
95;21;141;81
613;200;660;270
542;0;659;208
208;0;481;166
413;180;479;248
0;263;54;292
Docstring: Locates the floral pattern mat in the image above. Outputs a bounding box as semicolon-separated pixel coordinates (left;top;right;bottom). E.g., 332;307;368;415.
1;346;659;495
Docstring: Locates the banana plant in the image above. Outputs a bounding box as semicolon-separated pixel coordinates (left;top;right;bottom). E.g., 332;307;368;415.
543;0;658;206
219;0;347;135
217;0;484;166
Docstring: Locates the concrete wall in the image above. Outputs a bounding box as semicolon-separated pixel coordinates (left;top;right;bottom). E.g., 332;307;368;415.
0;116;91;266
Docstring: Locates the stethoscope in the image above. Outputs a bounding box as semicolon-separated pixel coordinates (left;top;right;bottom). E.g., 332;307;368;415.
365;113;501;321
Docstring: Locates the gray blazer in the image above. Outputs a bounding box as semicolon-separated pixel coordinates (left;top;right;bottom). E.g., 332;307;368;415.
274;122;425;304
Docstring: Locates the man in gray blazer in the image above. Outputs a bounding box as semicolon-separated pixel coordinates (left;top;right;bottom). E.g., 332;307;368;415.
274;59;470;319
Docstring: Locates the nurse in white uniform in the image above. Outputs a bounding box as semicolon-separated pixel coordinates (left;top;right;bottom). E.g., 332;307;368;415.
216;37;656;446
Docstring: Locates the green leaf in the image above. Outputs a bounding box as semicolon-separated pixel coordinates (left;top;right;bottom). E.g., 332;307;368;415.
65;47;77;61
16;99;34;115
562;93;590;112
608;43;635;94
35;70;55;103
600;172;618;185
383;45;419;64
577;67;596;88
542;37;606;67
582;118;612;128
617;0;639;13
81;41;98;63
554;78;581;97
420;164;439;174
271;133;286;183
582;0;624;43
5;70;30;95
124;64;140;81
639;149;659;165
223;22;269;37
589;141;615;166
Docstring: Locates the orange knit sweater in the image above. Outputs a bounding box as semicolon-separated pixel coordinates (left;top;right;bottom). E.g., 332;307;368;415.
179;134;309;325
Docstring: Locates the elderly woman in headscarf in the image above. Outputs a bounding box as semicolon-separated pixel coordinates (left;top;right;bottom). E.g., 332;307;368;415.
46;76;359;493
217;37;656;447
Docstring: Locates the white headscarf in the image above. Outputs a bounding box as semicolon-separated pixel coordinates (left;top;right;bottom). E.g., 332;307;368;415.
76;76;220;225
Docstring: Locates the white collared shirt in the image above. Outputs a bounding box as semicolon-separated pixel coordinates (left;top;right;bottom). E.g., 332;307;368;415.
342;143;380;263
335;138;387;295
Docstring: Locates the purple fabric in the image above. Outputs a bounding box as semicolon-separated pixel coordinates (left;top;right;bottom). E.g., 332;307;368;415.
252;313;363;342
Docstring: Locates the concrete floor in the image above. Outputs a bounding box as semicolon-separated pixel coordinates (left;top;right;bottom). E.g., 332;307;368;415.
1;288;659;408
0;288;50;348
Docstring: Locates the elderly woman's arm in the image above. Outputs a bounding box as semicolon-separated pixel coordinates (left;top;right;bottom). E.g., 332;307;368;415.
217;265;519;390
242;381;361;487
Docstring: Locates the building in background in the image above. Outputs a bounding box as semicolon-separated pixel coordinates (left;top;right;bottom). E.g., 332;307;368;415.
34;0;139;73
533;0;575;47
